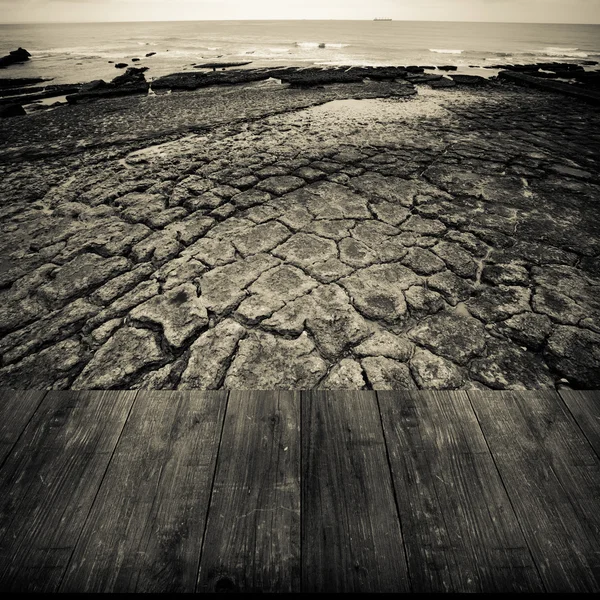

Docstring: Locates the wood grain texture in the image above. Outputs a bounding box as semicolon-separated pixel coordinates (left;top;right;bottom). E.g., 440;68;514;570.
469;390;600;592
198;391;300;593
378;390;543;593
60;391;227;593
302;390;409;593
0;390;137;592
559;390;600;459
0;390;46;466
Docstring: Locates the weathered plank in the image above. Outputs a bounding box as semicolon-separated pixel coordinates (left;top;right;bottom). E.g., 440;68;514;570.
0;390;46;466
302;391;409;592
469;390;600;592
0;390;137;592
198;391;300;593
378;390;543;593
559;390;600;459
61;391;227;593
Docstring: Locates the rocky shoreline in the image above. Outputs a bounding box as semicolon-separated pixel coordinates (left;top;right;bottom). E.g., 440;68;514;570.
0;64;599;390
1;50;599;118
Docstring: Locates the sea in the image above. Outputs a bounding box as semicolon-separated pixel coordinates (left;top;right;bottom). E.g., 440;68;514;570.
1;20;599;85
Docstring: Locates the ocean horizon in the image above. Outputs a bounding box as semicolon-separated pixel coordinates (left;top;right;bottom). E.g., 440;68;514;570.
2;19;599;85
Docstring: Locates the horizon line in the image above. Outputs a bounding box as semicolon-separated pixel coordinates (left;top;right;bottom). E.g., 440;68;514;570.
1;18;600;26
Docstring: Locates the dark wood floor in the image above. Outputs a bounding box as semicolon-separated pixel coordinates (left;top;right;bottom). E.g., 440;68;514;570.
0;389;599;593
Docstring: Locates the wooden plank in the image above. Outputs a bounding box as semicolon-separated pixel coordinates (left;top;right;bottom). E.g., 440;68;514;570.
60;391;227;593
0;390;137;592
0;390;46;466
469;390;600;592
378;390;543;593
198;391;300;593
559;390;600;459
302;391;409;593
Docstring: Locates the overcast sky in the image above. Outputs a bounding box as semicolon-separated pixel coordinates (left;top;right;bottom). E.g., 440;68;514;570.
1;0;599;25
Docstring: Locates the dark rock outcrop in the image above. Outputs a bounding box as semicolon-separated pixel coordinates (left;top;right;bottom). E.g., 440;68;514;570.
111;67;148;87
0;47;31;69
450;74;488;85
115;63;128;69
145;52;156;58
0;77;51;89
0;103;26;118
438;65;458;71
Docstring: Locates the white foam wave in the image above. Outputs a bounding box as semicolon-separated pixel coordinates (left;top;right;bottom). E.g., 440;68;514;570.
429;49;463;54
542;46;588;58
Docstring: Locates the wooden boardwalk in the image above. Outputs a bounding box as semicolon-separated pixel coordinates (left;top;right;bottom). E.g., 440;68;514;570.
0;389;599;593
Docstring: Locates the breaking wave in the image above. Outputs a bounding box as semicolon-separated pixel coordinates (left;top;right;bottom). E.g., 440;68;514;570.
429;48;463;54
542;46;589;58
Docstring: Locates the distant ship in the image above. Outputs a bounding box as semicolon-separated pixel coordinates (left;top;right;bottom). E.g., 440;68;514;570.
374;18;392;21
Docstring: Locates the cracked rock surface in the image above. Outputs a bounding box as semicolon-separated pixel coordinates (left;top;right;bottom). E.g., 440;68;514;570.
1;83;599;390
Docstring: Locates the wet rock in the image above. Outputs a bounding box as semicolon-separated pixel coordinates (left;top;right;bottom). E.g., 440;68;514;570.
361;356;417;390
482;263;529;286
304;181;371;219
305;257;354;283
351;220;400;247
429;77;456;88
409;311;486;365
56;217;151;262
532;288;586;325
230;220;290;256
205;217;254;241
468;285;531;323
72;327;165;389
111;66;148;87
263;284;370;359
405;285;445;317
0;104;26;119
131;230;181;263
130;283;208;348
235;265;318;324
370;201;410;226
354;329;413;361
182;237;236;267
38;253;129;305
304;219;354;241
0;47;31;68
339;237;378;268
231;189;271;209
165;215;215;245
433;241;478;279
531;264;600;309
409;347;465;389
295;166;326;182
0;339;86;390
273;232;337;268
470;339;554;390
401;215;446;236
427;271;475;305
256;176;304;195
0;298;99;365
545;326;600;388
86;281;160;331
496;312;553;351
90;318;123;345
200;253;280;315
179;319;246;389
340;263;420;323
319;359;366;389
224;331;327;388
402;247;445;275
348;173;415;207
